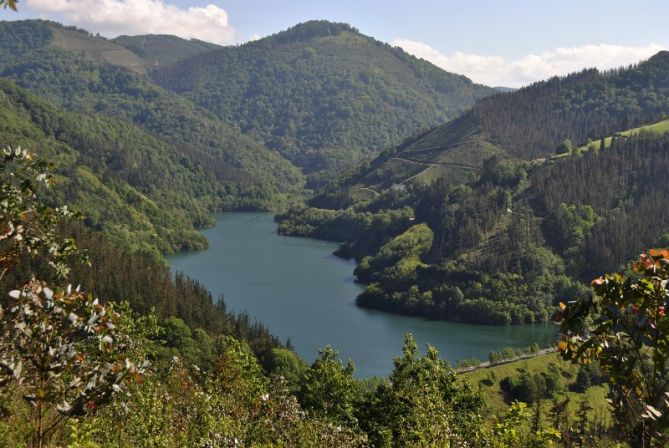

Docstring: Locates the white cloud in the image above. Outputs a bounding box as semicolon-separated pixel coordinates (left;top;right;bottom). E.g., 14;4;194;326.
25;0;235;44
393;38;667;87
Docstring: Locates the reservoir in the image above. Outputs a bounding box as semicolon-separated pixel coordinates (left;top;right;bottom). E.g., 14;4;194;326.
168;212;556;377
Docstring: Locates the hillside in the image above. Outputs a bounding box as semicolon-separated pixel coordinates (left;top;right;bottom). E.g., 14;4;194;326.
152;20;495;186
0;78;220;257
0;20;305;259
278;53;669;325
0;18;498;259
459;353;611;425
313;51;669;206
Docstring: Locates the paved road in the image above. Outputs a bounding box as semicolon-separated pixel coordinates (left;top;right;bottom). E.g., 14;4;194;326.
455;348;558;374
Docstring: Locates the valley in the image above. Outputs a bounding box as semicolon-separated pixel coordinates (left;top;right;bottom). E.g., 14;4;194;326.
0;3;667;445
168;212;556;377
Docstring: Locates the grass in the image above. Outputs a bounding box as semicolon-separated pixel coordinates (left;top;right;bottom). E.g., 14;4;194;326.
459;353;613;427
575;118;669;153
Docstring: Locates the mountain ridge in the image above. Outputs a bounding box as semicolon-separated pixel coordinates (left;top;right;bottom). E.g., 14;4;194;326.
151;19;496;186
312;50;669;207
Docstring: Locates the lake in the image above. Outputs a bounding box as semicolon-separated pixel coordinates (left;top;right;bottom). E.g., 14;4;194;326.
168;212;556;377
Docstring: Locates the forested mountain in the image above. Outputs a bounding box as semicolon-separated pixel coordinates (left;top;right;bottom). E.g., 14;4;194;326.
0;79;213;257
0;21;303;194
278;53;669;325
313;51;669;205
0;18;496;257
152;20;495;186
0;20;306;256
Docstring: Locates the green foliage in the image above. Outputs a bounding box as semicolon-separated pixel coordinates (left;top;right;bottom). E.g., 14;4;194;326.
0;148;146;447
354;223;433;287
152;20;493;186
555;139;573;155
555;249;669;447
298;346;358;424
501;368;562;404
488;402;561;448
0;281;146;415
269;348;308;392
0;146;86;278
277;205;415;259
358;334;485;447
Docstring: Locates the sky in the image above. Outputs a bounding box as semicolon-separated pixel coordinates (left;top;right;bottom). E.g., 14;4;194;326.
3;0;669;87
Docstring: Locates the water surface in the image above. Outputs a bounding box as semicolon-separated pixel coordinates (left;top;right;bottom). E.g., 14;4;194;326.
168;213;556;377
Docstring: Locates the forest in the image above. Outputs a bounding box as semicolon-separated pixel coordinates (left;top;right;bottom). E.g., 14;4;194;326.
1;4;668;445
278;51;669;325
0;142;667;447
152;20;494;186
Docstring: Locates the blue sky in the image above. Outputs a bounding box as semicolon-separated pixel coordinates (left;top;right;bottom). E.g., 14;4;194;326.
4;0;668;86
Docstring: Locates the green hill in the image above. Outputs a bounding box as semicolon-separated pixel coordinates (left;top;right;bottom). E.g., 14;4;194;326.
0;20;308;257
0;78;213;257
459;353;612;425
310;51;669;207
279;52;669;324
152;20;495;186
0;20;304;210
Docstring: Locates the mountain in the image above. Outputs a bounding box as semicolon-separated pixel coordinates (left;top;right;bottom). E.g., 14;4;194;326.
0;20;306;256
0;20;304;196
0;18;498;257
278;52;669;324
311;51;669;207
152;20;495;186
0;78;217;258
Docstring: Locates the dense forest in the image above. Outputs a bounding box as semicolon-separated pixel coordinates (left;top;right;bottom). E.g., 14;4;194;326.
0;20;307;258
0;18;496;259
311;51;669;208
1;146;666;447
152;20;494;186
278;52;669;325
0;21;304;195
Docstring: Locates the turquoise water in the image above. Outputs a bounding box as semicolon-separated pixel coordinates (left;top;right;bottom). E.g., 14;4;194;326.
168;212;556;377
